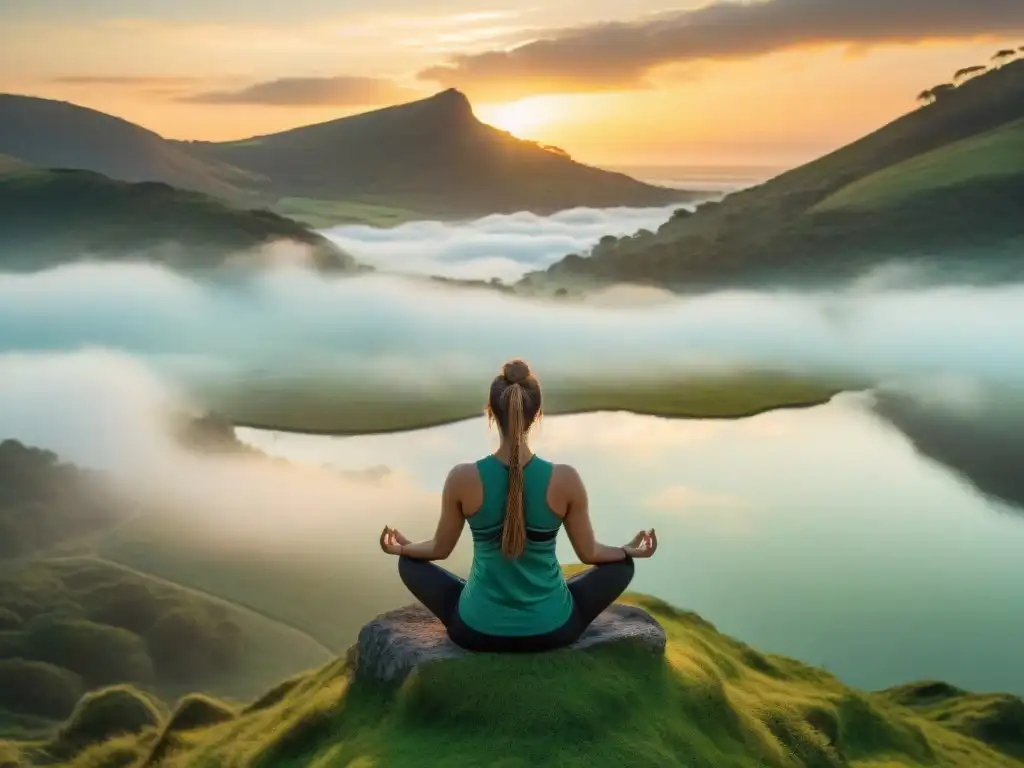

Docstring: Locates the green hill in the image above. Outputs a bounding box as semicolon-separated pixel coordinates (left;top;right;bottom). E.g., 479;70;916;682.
5;592;1021;767
812;117;1024;213
526;58;1024;292
0;557;330;738
0;95;252;199
0;440;331;734
0;91;693;226
0;168;359;272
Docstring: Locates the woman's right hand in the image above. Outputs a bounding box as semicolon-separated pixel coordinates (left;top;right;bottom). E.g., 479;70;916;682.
623;529;658;559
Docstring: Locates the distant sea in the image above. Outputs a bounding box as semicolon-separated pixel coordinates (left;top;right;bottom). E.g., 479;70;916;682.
610;164;787;193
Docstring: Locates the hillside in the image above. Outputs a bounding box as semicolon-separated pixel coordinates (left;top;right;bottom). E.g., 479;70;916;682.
0;154;29;173
525;57;1024;292
0;168;359;272
4;592;1021;767
0;91;693;226
0;95;253;199
0;439;331;734
180;89;693;219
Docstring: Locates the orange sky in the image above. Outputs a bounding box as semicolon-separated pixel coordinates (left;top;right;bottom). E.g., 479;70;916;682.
1;2;1021;168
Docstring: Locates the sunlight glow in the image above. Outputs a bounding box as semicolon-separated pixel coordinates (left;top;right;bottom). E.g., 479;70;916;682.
478;96;561;139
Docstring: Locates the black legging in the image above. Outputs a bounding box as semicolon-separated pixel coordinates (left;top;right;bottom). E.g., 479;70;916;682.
398;555;635;652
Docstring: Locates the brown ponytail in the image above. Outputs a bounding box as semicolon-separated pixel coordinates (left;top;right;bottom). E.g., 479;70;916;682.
486;359;542;560
500;383;527;558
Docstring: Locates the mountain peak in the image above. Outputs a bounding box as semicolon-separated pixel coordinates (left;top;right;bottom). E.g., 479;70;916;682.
423;88;475;122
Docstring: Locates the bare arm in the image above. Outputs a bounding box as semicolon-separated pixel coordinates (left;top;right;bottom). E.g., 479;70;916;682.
561;466;630;565
397;465;467;561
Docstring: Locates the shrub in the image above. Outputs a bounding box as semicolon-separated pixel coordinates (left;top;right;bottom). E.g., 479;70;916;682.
0;608;21;632
84;582;165;635
146;608;243;682
23;618;155;687
50;685;163;757
0;631;22;658
166;694;235;732
0;659;83;719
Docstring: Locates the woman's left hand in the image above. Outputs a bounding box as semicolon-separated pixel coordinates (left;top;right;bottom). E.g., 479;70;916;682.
379;526;410;556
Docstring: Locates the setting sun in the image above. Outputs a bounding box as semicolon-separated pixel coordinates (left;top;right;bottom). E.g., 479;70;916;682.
478;96;562;139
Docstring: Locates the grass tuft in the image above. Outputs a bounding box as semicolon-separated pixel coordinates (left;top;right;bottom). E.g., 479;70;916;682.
47;685;164;761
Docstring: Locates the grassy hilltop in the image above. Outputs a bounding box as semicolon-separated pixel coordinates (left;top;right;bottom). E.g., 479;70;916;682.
2;592;1021;768
526;56;1024;293
0;168;359;273
1;433;1022;766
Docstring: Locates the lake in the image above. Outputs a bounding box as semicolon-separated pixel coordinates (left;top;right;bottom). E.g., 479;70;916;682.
237;391;1024;697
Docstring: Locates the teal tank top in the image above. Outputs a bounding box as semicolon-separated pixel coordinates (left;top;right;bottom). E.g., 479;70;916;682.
457;455;573;636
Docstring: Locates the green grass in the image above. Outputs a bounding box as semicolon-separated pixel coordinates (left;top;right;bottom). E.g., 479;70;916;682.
37;592;1023;768
200;371;853;436
272;197;429;228
814;118;1024;213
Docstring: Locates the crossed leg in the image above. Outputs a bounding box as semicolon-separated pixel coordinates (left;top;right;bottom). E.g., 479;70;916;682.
566;557;636;631
397;556;465;628
398;555;635;642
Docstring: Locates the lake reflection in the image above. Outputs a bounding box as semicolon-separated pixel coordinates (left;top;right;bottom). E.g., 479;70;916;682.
237;393;1024;696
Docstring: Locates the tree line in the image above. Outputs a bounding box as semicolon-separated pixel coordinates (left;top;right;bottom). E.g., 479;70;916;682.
917;46;1021;106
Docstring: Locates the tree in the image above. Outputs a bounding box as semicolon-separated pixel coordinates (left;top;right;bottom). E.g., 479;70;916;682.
953;65;986;82
992;49;1018;66
929;83;957;102
917;89;935;106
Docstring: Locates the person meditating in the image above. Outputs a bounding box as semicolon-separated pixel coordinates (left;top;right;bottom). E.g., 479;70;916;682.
378;358;658;652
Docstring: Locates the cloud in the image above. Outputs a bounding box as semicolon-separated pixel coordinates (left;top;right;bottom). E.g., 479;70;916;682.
418;0;1024;98
2;232;1024;394
0;348;446;555
2;205;1024;525
322;203;690;282
181;75;424;107
50;75;205;87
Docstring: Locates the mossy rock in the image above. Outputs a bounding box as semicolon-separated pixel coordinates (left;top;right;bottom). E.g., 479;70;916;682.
356;602;666;684
49;685;163;758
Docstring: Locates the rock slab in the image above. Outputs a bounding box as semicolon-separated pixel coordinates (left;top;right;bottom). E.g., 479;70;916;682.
355;603;666;684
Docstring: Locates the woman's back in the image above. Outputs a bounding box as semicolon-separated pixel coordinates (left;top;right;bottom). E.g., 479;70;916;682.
381;358;655;652
457;454;573;636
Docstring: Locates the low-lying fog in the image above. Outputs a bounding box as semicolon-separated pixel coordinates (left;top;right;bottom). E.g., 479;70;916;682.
1;202;1022;677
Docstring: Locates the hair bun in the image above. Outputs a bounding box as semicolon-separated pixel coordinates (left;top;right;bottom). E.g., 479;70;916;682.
502;359;531;384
